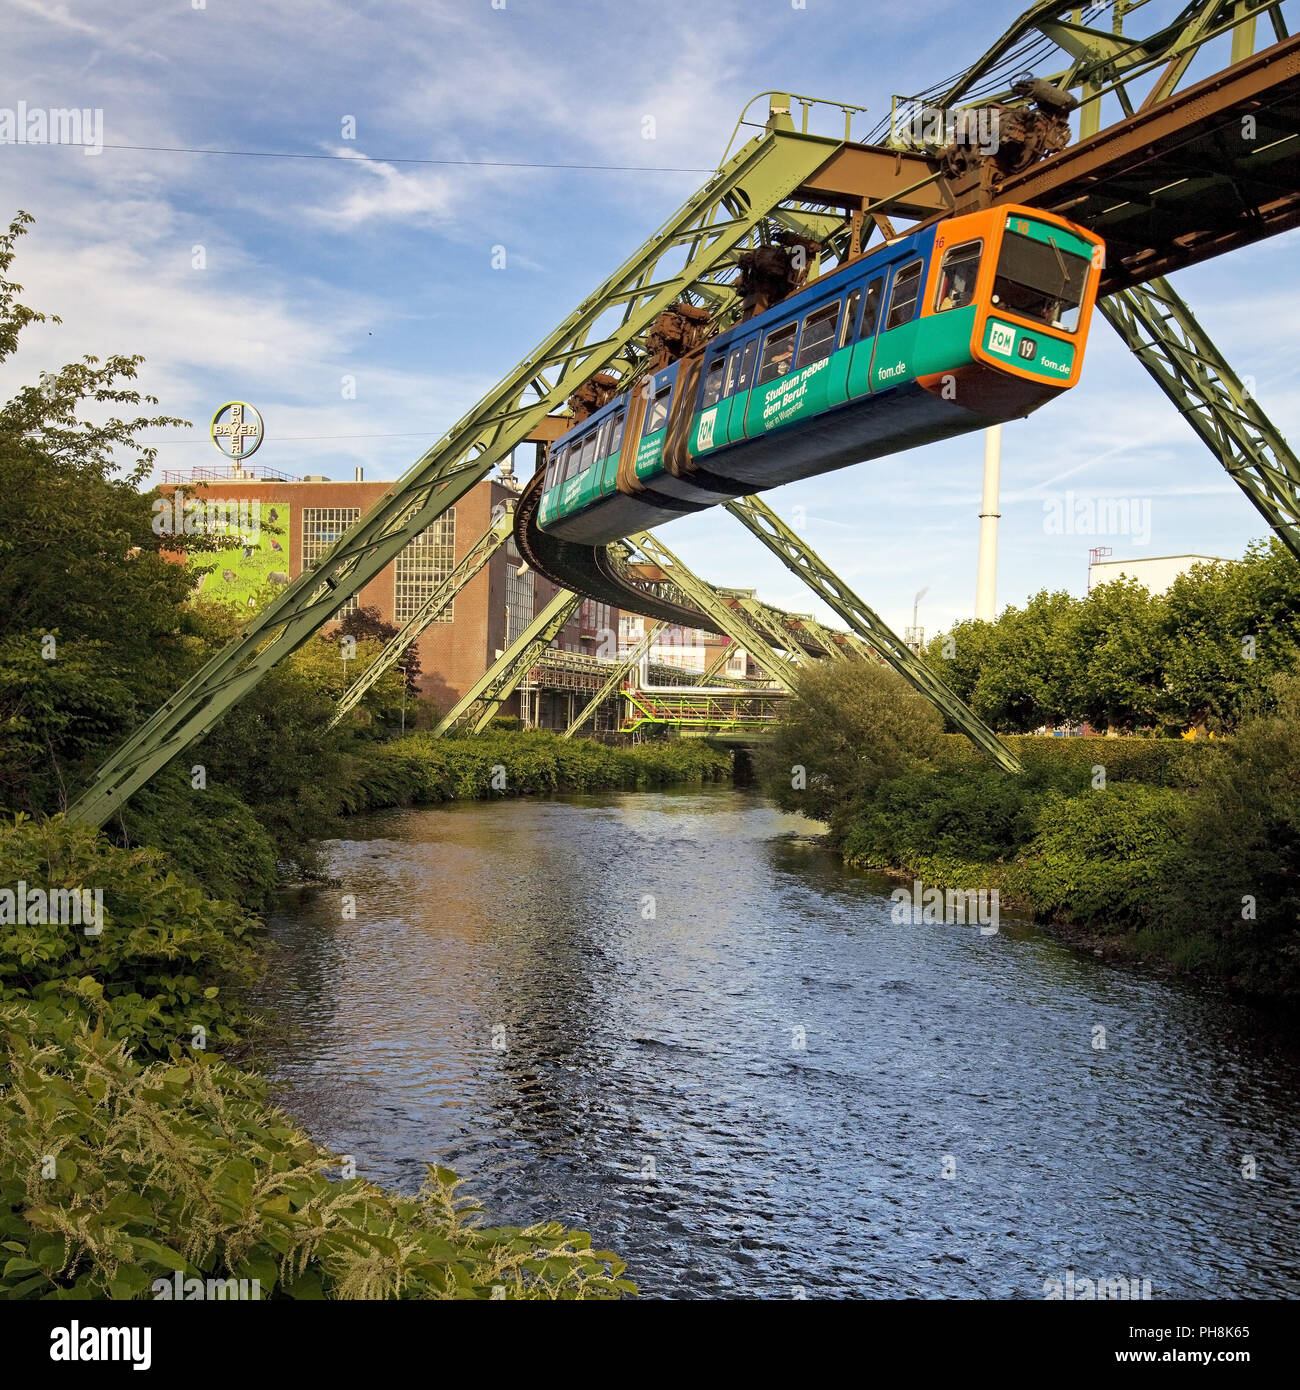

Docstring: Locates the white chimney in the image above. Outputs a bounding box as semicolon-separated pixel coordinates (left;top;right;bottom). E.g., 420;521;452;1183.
355;466;364;482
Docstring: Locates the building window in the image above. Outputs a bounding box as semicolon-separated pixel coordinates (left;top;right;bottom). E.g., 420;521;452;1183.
506;554;534;646
302;506;362;617
394;509;457;623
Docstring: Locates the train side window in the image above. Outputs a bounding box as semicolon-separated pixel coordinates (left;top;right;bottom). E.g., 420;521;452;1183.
885;261;923;330
723;346;742;396
934;240;983;313
581;430;598;470
565;443;585;483
644;384;672;435
545;446;564;491
795;301;840;369
756;322;798;385
701;357;726;410
733;339;758;394
594;416;612;461
607;409;626;458
859;277;884;339
839;289;862;348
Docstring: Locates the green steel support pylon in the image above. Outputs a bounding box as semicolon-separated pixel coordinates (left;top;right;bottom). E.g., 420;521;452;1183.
697;642;742;684
801;616;850;661
723;496;1023;773
328;505;517;731
563;621;667;739
434;588;582;736
1099;277;1300;562
628;532;802;694
736;598;815;668
65;119;847;828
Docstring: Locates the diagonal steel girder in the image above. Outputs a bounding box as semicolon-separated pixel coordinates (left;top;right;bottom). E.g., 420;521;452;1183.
65;125;847;827
735;598;818;667
627;532;802;694
723;496;1024;774
434;588;582;736
327;504;517;730
800;615;852;660
886;0;1292;127
1099;276;1300;561
563;620;667;739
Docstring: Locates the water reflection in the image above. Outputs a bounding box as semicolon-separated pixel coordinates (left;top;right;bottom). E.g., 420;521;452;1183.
254;787;1300;1299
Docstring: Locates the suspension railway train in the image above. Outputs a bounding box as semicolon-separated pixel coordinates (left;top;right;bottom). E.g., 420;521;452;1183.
537;205;1103;545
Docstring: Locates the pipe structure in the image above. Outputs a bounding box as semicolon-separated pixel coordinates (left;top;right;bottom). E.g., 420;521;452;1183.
975;425;1002;622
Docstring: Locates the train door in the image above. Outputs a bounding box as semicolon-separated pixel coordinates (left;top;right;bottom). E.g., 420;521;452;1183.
866;247;931;394
845;273;886;398
824;279;866;409
718;336;758;448
599;405;626;496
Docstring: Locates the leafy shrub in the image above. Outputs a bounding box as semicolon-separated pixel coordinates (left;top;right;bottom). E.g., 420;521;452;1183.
0;1003;633;1300
0;816;260;1057
842;766;1041;879
756;663;945;826
340;731;731;813
1007;784;1190;932
935;733;1216;790
1167;675;1300;994
111;763;279;911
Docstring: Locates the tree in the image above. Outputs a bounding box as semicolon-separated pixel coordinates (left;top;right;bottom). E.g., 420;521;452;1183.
336;603;422;691
1062;577;1167;732
755;660;945;826
0;212;191;812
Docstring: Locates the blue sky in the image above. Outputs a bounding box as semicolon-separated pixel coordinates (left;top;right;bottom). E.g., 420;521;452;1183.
2;0;1296;638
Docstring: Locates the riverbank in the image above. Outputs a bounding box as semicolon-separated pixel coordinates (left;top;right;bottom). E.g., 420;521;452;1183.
755;660;1300;1005
832;731;1297;1002
0;732;730;1299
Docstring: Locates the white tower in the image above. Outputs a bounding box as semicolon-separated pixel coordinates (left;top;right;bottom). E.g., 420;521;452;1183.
975;425;1002;622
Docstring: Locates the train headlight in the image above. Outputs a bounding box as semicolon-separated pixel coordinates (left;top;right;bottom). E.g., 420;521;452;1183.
1018;337;1038;360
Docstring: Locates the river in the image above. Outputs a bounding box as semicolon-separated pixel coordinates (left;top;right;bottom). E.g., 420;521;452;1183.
254;786;1300;1299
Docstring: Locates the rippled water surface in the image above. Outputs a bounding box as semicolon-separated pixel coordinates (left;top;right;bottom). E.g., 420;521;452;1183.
255;787;1300;1298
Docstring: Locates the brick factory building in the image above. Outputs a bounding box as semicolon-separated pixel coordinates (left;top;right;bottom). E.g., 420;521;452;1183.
156;464;620;723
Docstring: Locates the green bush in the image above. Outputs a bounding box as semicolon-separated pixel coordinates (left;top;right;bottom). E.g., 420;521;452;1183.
1166;676;1300;994
0;1003;633;1300
0;816;260;1057
340;731;731;814
111;763;279;911
1007;784;1190;932
842;766;1040;880
935;733;1216;790
756;663;945;826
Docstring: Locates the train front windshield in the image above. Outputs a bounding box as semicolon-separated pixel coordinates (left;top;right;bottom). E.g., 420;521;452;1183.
992;227;1091;332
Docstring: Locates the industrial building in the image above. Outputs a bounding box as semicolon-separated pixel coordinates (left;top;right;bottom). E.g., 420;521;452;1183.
157;463;621;724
